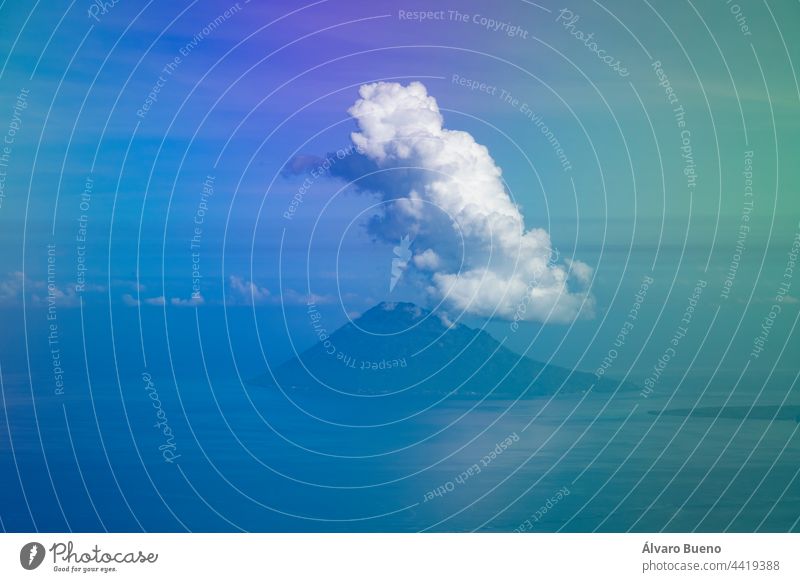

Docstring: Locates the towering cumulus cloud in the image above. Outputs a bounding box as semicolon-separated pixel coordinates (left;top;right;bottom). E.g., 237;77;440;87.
348;81;594;323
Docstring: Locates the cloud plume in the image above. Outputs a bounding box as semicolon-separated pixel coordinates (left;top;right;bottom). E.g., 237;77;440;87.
346;81;594;323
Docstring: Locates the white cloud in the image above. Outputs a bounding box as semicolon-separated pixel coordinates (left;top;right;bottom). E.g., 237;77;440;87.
229;275;271;304
413;248;441;270
347;82;594;323
122;293;203;307
121;293;140;306
227;276;333;306
0;272;25;304
170;295;205;307
0;271;84;307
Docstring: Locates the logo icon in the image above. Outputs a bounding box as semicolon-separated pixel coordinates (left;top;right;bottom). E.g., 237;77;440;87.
390;235;413;292
20;542;45;570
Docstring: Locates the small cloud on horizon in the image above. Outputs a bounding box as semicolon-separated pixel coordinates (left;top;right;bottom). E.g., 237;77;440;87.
227;275;334;306
0;271;104;307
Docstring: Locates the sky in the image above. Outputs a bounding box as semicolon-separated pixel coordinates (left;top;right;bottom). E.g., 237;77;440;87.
0;0;799;532
1;0;797;375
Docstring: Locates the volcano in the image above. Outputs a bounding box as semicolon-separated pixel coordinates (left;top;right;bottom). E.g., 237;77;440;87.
254;302;633;398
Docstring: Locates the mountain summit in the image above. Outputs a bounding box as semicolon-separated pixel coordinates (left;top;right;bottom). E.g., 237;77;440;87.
256;302;630;397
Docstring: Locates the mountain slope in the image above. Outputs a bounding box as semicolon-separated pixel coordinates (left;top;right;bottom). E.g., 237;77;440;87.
255;302;632;397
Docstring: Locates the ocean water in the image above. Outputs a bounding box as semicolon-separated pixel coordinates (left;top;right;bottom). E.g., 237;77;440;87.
2;371;797;532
